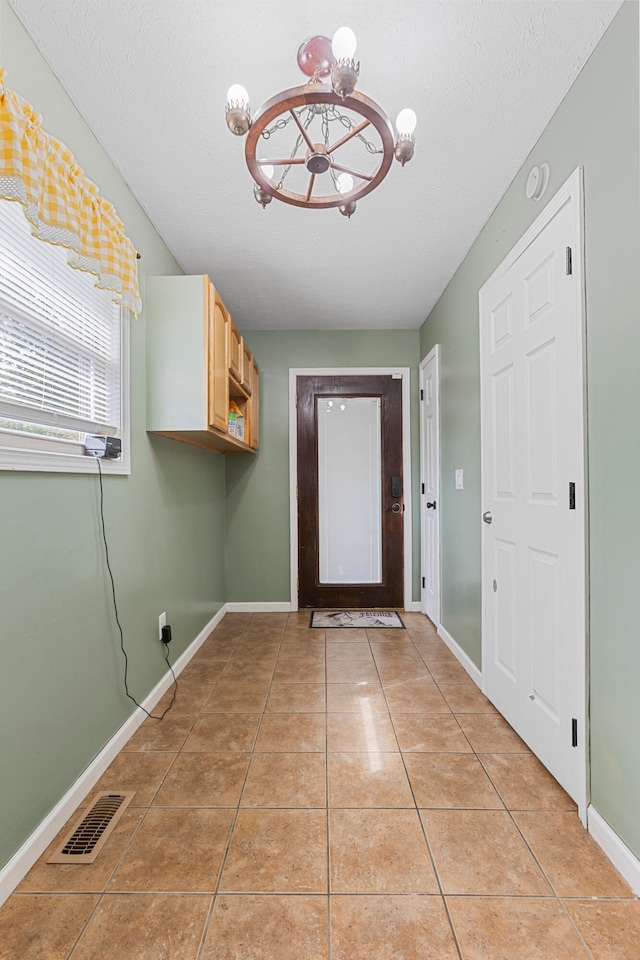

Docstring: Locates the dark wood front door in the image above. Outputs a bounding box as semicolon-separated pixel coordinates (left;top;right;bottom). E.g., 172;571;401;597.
297;374;404;608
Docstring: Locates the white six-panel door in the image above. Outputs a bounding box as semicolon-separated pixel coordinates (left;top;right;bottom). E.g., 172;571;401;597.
480;170;586;816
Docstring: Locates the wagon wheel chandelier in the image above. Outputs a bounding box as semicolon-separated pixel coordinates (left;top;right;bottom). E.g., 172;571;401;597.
225;29;417;217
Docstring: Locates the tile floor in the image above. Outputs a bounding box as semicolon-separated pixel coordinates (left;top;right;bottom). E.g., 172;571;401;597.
1;611;638;959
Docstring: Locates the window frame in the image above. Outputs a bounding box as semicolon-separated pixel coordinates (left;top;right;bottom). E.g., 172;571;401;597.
0;307;131;475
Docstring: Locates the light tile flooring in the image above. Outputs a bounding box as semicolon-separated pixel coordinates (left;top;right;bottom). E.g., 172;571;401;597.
1;611;638;959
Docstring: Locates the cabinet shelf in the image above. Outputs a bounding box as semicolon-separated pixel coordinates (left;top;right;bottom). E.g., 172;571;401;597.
229;378;251;401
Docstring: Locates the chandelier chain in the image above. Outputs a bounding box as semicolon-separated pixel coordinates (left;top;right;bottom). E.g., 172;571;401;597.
275;108;315;190
260;114;293;140
321;108;340;191
261;105;382;155
323;105;382;155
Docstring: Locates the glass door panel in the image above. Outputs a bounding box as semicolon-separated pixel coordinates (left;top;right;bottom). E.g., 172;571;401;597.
317;396;382;584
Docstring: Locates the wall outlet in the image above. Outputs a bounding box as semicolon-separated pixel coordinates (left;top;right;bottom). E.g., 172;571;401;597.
455;469;464;490
158;611;166;641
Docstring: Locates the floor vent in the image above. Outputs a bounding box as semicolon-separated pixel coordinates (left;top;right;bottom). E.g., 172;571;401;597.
47;791;135;864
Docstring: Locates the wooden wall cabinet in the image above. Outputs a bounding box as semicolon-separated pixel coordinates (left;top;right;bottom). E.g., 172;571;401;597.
249;360;259;449
241;340;253;395
228;317;243;385
146;274;259;454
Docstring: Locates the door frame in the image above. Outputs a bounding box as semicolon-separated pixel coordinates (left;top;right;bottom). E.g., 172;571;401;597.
479;166;589;823
289;367;413;612
419;345;441;626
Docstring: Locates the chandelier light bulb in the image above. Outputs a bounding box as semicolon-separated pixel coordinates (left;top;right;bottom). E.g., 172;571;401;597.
227;84;249;107
226;84;252;136
332;27;357;61
336;173;354;194
395;108;417;136
331;29;360;99
331;27;358;60
259;159;275;180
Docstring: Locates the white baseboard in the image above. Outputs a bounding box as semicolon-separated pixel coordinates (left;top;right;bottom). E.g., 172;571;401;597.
437;623;483;688
0;605;227;908
588;805;640;895
404;601;421;612
226;601;292;612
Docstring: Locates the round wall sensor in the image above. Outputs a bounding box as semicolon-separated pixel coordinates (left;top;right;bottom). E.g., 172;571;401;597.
525;163;549;201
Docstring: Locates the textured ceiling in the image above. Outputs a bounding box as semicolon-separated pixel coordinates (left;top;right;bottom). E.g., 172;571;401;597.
8;1;621;330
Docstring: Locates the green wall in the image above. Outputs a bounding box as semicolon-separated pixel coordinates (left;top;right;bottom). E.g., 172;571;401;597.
226;330;421;604
419;2;640;858
0;2;227;870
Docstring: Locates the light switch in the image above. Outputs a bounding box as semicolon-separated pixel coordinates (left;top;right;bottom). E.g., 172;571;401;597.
455;469;464;490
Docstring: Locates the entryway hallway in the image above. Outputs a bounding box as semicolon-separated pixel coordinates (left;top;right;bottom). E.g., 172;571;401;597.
1;611;637;959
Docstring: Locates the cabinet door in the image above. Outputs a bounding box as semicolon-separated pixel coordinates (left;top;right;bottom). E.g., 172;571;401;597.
228;317;242;383
250;361;260;450
208;284;229;432
242;341;253;395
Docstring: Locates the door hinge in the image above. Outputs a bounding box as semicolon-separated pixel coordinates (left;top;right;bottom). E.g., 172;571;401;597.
421;483;425;494
569;482;576;510
571;718;578;747
296;485;298;501
422;577;425;588
420;389;424;401
566;246;573;276
295;394;298;407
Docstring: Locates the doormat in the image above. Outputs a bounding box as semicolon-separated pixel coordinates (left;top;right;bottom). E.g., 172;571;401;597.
310;610;405;628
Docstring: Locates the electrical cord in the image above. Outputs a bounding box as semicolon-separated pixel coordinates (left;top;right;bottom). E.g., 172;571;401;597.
96;456;177;719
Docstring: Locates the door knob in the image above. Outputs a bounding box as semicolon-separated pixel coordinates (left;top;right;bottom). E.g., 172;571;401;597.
391;502;401;513
483;511;493;524
426;501;436;509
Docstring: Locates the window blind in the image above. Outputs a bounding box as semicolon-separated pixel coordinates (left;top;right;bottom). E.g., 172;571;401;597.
0;201;121;435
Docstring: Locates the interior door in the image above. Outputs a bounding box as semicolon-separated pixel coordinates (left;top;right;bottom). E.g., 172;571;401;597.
480;186;586;806
297;374;403;608
421;348;440;624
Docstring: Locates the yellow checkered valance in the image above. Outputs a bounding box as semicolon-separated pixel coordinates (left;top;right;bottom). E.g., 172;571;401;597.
0;68;141;314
